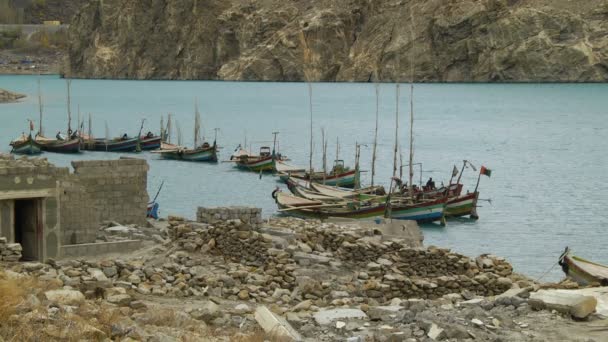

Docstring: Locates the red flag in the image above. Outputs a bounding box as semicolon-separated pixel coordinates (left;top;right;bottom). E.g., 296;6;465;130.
480;166;492;177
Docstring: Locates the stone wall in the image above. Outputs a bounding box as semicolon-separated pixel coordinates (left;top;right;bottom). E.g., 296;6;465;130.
290;223;514;298
61;159;149;244
0;155;149;260
197;207;262;228
174;216;297;291
0;237;21;261
0;156;66;260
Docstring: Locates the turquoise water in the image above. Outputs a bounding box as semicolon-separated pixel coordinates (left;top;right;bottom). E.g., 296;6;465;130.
1;75;607;281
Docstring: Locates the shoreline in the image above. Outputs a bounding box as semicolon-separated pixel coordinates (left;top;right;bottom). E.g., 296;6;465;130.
2;73;608;85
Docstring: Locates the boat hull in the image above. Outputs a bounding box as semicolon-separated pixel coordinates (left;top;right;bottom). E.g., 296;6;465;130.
90;138;140;152
140;136;162;150
390;200;446;223
276;193;445;223
445;192;478;218
10;138;42;155
559;249;608;286
236;156;275;172
159;146;218;162
280;170;359;188
37;138;81;153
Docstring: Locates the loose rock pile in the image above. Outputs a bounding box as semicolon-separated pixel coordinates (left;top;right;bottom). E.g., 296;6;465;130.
0;238;22;262
197;207;262;228
173;218;298;291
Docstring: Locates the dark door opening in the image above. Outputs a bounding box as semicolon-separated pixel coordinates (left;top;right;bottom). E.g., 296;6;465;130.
14;199;42;261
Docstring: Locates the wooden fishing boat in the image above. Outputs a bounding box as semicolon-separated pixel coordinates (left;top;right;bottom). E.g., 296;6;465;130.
155;100;218;162
157;142;218;162
140;135;162;150
235;147;275;172
10;134;42;155
559;247;608;286
274;191;445;223
445;191;479;218
279;160;360;188
35;136;81;153
91;137;140;152
309;182;386;199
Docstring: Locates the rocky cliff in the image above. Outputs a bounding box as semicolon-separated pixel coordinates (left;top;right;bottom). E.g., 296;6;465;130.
65;0;608;82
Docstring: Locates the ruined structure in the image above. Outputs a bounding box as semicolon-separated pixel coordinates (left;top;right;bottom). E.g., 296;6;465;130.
0;155;149;261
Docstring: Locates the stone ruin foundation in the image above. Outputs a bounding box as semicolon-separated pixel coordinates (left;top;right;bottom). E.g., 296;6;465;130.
0;155;149;261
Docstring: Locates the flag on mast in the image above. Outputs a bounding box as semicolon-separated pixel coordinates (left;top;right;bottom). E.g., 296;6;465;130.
480;166;492;177
452;165;458;177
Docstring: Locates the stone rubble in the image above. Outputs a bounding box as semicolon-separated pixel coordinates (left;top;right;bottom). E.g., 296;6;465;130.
0;238;22;262
2;209;607;341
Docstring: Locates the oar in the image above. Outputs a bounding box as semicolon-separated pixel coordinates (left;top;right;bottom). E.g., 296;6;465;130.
278;202;350;212
151;180;165;203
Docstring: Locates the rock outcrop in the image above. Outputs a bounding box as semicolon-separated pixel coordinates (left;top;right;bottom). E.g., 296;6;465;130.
65;0;608;82
0;88;25;103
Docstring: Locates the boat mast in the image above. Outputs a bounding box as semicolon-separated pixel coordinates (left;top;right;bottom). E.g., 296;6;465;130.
176;121;183;146
160;115;165;142
167;114;172;144
336;137;340;161
88;113;92;141
194;99;201;148
308;83;313;174
321;128;327;184
392;84;400;190
371;83;379;187
272;131;279;155
37;78;43;136
355;142;361;190
77;104;81;133
407;10;415;200
66;79;72;134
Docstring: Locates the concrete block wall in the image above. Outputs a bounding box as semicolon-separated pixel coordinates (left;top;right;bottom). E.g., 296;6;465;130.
1;156;149;259
0;157;66;260
197;207;262;228
61;158;149;245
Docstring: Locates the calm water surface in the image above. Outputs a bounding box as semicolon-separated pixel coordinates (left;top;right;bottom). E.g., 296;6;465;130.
1;75;607;281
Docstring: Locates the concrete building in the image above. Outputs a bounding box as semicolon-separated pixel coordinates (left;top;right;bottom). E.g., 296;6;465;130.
0;155;149;261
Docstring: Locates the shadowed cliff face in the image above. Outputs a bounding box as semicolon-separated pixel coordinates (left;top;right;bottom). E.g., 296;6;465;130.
66;0;608;82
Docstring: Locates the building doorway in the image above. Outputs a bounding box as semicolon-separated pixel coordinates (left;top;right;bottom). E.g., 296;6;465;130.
14;199;42;261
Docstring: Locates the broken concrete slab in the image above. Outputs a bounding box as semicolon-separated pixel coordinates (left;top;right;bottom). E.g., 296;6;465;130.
529;290;598;318
45;289;85;306
313;308;368;325
554;287;608;318
427;323;446;340
254;306;303;341
292;252;331;265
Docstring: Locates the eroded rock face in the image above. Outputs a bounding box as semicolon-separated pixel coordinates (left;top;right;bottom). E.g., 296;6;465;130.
66;0;608;81
0;89;26;103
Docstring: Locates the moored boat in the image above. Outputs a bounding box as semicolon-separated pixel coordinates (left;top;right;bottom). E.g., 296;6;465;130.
157;142;218;162
274;190;445;223
35;136;81;153
279;160;360;188
91;137;140;152
155;100;218;162
445;191;479;218
235;147;276;172
10;134;42;155
140;135;162;150
559;247;608;286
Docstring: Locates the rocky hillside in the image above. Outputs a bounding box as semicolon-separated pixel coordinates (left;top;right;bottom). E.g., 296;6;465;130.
65;0;608;82
22;0;88;24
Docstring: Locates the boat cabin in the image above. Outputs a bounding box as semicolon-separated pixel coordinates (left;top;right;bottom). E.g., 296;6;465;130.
260;146;272;157
332;159;346;173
